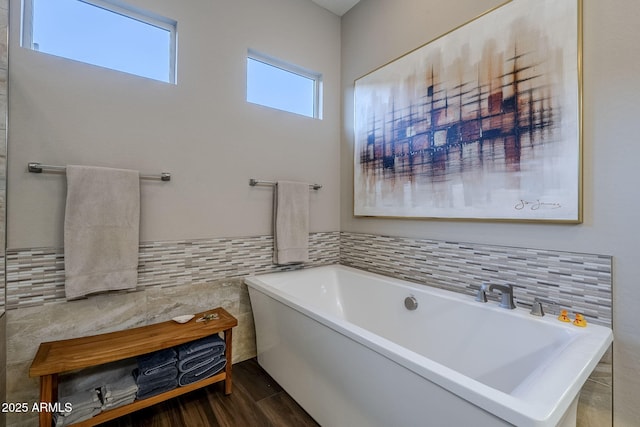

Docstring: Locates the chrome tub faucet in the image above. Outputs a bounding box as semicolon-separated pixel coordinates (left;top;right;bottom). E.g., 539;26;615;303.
475;284;489;303
530;298;545;316
488;284;516;309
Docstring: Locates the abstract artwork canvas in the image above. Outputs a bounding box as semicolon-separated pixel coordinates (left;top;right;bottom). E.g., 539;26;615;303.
353;0;581;222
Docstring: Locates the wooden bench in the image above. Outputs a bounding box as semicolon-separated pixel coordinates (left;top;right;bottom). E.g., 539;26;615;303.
29;307;237;427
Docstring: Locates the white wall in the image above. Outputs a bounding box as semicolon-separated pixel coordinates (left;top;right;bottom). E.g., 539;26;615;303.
341;0;640;425
8;0;342;249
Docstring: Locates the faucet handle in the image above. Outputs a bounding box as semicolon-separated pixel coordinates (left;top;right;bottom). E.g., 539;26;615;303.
530;298;545;317
475;284;488;302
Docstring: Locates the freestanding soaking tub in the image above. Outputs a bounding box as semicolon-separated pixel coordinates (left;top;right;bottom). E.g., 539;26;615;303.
245;265;612;427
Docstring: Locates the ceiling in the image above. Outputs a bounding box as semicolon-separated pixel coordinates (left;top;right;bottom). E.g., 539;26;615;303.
310;0;361;16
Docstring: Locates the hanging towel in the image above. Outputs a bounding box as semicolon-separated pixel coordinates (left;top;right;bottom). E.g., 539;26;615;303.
273;181;309;265
64;165;140;300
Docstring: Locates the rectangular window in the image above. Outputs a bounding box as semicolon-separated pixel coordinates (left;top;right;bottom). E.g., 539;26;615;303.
247;50;322;119
22;0;177;84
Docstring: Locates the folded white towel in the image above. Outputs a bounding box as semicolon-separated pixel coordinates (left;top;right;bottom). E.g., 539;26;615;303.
273;181;310;265
101;374;138;401
64;165;140;300
55;389;102;426
102;395;135;411
54;407;101;426
57;390;101;410
58;358;137;398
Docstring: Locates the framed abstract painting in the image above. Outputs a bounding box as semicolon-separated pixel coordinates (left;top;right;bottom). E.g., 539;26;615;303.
353;0;582;222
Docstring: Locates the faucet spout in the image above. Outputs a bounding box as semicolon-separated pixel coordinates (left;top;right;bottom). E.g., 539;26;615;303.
488;284;516;309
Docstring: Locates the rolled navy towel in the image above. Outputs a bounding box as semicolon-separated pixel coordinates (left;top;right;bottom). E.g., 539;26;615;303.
179;353;225;374
136;378;178;400
178;358;227;387
177;334;225;359
137;348;177;376
178;348;225;373
133;366;178;386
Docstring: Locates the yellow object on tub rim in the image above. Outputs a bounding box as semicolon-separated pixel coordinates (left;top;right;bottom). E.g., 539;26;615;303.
558;309;571;322
573;313;588;327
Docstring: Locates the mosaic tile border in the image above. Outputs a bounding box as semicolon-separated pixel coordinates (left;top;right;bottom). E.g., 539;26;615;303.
340;232;612;327
5;231;340;310
6;230;612;327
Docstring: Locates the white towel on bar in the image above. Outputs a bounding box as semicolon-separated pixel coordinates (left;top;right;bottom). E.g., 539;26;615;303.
64;165;140;300
273;181;310;265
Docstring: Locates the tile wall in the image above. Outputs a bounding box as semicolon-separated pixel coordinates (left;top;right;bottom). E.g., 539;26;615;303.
338;232;613;426
4;231;340;426
5;232;340;310
3;230;612;425
341;232;612;326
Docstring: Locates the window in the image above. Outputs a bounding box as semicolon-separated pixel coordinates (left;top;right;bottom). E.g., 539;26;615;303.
22;0;177;84
247;50;322;119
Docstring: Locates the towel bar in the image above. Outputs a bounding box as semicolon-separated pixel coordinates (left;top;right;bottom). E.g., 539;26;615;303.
249;178;321;190
28;162;171;181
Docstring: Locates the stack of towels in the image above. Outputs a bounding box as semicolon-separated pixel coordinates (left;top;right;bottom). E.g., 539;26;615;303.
53;389;102;426
100;374;138;410
177;334;227;386
51;337;227;424
134;348;178;400
53;359;139;425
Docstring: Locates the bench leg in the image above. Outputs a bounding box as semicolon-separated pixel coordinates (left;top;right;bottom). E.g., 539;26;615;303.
224;328;233;395
39;374;58;427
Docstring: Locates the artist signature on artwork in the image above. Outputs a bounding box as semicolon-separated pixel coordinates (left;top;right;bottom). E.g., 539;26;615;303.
514;200;562;210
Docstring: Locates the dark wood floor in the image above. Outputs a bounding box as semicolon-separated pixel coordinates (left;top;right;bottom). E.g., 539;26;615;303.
100;358;319;427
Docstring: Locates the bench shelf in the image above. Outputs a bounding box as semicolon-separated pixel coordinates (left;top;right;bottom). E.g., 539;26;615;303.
29;307;237;427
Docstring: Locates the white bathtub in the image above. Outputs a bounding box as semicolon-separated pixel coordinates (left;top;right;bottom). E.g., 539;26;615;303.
245;265;612;427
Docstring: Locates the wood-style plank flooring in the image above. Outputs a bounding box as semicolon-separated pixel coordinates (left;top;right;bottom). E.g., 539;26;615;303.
100;358;319;427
